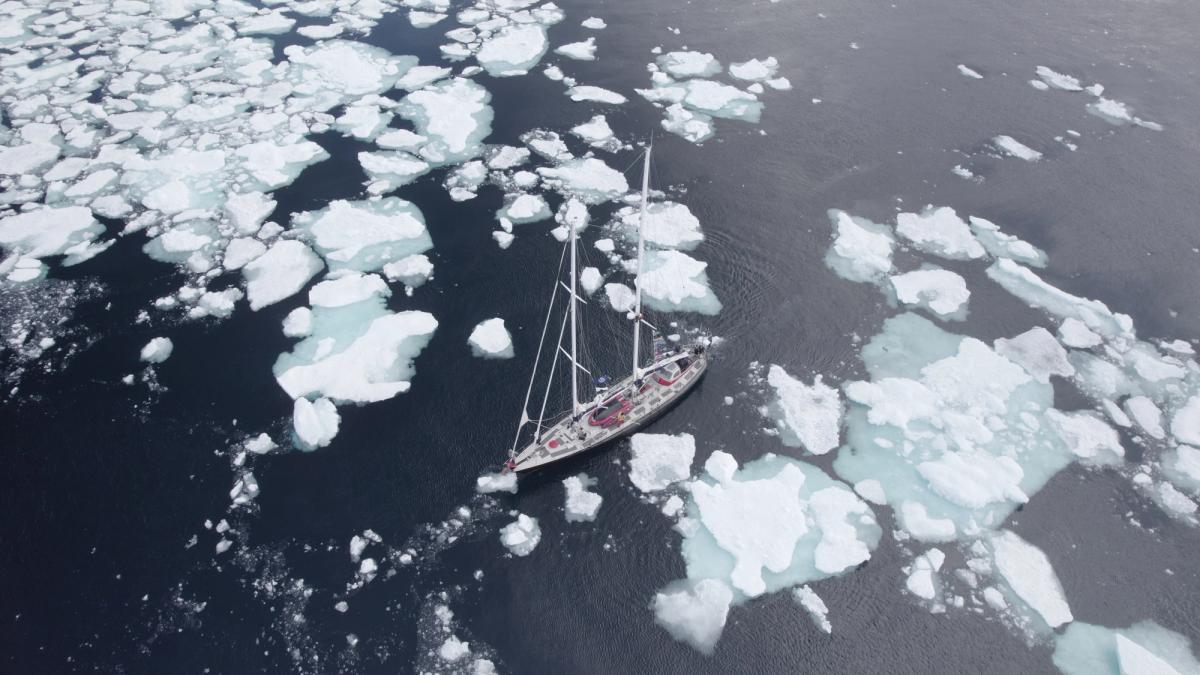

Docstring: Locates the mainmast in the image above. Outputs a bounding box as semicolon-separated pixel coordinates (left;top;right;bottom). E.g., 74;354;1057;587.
569;200;581;415
631;143;652;379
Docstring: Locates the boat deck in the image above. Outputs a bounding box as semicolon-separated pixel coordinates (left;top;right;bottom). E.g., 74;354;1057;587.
510;350;708;472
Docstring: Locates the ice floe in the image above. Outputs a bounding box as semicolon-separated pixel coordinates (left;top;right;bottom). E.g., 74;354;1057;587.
654;451;880;651
957;65;983;79
824;209;895;283
293;198;431;273
243;241;324;311
476;471;519;494
793;585;832;633
468;318;514;359
565;85;628;105
895;206;986;260
555;38;597;61
764;365;843;455
140;337;174;364
499;514;541;556
889;267;970;319
989;530;1072;628
638;250;722;315
614;201;703;251
1054;621;1200;675
993;135;1043;161
537;157;628;204
563;473;603;522
638;50;779;143
628;433;696;492
293;396;340;451
968;216;1047;267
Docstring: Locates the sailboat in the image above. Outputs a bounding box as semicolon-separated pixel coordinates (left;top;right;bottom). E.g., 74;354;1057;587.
505;144;709;472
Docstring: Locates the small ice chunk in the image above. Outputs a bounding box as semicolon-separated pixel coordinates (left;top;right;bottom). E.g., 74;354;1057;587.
555;38;597;61
605;283;636;312
968;216;1047;267
468;318;514;359
1059;318;1102;348
793;585;832;633
957;65;983;79
580;267;603;295
499;514;541;556
657;51;722;78
582;17;607;29
563;473;603;522
566;85;628;105
283;307;314;338
140;337;174;364
476;472;518;494
905;548;945;600
1035;66;1083;91
652;579;732;655
993;135;1043;161
293;397;340;451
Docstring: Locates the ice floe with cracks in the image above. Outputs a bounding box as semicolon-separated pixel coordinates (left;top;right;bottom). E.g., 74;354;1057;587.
824;209;895;284
834;312;1124;545
904;548;944;600
140;337;174;364
292;198;431;273
889;266;970;320
563;473;603;522
764;365;843;455
499;514;541;556
612;201;703;251
639;51;779;143
896;206;987;260
293;396;340;451
957;65;983;79
565;85;628;105
993;135;1043;162
628;433;696;493
468;318;514;359
1054;620;1200;675
638;250;722;315
793;585;833;633
653;451;880;652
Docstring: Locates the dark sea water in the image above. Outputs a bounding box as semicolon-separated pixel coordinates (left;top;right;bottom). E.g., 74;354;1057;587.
4;0;1200;672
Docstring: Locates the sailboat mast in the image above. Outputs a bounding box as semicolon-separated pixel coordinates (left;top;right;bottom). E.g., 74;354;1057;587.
631;143;652;378
569;203;581;415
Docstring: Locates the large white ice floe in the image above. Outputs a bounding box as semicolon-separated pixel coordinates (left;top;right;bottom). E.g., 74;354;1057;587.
468;318;514;359
889;267;970;319
242;241;325;311
824;209;895;284
638;250;722;315
536;157;629;204
764;365;843;455
293;198;431;272
833;312;1123;545
895;206;986;260
614;201;703;251
397;78;494;167
654;451;880;652
476;24;550;77
499;514;541;556
274;273;438;404
1053;621;1200;675
628;433;697;493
